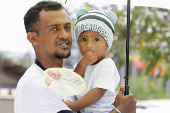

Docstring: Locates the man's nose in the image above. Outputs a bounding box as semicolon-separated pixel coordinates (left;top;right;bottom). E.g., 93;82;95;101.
58;29;69;39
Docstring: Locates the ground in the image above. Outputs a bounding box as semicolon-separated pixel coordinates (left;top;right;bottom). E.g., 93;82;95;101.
0;94;170;113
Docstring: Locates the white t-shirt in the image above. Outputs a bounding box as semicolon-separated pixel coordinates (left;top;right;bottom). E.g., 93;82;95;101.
76;58;120;113
14;63;72;113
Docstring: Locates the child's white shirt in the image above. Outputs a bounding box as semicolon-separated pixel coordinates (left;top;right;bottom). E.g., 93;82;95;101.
75;58;120;113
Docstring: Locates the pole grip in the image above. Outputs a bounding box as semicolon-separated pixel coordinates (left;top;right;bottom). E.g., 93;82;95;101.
124;85;130;96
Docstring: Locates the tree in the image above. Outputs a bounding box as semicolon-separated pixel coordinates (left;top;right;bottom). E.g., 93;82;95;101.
107;6;170;83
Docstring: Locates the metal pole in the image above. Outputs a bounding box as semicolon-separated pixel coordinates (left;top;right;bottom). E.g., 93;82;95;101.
0;54;3;88
124;0;130;96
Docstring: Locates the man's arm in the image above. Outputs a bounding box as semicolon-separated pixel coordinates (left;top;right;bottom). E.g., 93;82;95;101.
110;84;137;113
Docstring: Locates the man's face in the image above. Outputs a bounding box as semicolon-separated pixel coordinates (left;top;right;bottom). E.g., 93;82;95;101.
37;9;72;59
78;31;108;64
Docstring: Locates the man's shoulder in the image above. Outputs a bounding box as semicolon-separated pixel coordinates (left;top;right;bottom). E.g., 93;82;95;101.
21;63;44;80
15;63;44;96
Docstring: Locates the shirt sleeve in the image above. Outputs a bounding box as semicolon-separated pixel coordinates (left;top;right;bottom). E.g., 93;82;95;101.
21;78;71;113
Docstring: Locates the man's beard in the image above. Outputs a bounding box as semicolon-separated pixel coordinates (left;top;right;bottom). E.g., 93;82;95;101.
54;51;71;59
54;38;71;59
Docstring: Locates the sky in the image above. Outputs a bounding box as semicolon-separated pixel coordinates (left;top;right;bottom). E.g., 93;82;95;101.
0;0;169;55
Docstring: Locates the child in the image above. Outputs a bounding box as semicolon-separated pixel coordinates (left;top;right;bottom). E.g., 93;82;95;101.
64;8;120;113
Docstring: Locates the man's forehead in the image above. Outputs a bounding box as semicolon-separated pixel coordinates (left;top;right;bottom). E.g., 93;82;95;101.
39;10;70;27
40;9;70;20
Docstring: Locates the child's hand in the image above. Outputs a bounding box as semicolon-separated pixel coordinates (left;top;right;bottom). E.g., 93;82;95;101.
74;50;97;78
81;50;97;66
62;99;77;112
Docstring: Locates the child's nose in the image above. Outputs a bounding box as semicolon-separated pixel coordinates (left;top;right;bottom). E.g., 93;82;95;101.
87;42;93;50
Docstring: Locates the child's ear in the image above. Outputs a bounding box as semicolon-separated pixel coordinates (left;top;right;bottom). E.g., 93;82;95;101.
106;45;109;51
106;11;117;24
27;32;38;45
76;8;88;19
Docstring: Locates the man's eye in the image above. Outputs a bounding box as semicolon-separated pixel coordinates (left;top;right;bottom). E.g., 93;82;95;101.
65;26;71;30
94;38;99;41
50;27;57;31
81;38;86;41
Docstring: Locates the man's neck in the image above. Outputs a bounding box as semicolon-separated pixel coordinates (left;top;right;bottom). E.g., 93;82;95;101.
36;57;63;69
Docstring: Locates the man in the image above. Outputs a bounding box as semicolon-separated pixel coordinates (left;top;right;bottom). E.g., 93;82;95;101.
14;1;136;113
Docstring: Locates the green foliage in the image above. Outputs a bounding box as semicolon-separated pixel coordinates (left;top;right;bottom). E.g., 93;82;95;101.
106;6;170;82
130;76;169;100
117;76;169;100
17;52;34;68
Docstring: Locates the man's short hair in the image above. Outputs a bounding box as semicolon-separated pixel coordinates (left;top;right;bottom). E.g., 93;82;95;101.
24;1;65;35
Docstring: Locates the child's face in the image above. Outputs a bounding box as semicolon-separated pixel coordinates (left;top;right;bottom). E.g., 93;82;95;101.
78;31;108;63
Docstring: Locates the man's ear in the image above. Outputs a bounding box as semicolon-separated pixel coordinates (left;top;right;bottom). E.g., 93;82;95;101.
27;32;38;45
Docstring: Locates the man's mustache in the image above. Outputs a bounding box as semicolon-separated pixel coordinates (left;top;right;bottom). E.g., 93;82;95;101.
55;38;71;46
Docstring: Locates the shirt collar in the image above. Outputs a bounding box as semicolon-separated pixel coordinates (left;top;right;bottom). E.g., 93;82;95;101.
35;59;46;71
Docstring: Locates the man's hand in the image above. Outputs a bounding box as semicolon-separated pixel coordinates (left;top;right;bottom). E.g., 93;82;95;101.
114;83;125;107
112;83;137;113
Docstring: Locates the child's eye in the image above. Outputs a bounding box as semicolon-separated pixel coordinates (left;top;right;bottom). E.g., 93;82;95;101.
81;38;86;41
94;38;99;41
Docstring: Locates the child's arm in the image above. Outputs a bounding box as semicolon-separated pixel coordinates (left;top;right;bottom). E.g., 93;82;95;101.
74;51;97;78
63;88;106;112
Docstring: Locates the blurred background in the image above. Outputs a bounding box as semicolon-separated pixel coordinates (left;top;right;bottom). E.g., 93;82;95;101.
0;0;170;113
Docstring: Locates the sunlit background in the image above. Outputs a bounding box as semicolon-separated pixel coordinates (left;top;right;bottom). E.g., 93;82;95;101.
0;0;170;113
